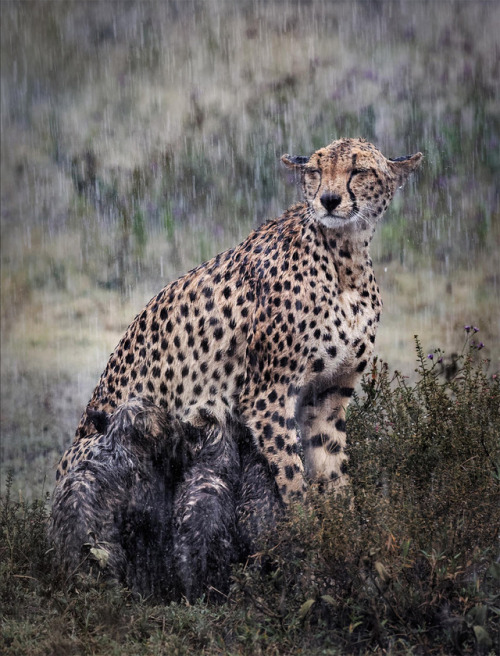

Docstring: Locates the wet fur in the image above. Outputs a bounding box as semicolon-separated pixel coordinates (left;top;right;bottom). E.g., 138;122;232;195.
49;398;282;601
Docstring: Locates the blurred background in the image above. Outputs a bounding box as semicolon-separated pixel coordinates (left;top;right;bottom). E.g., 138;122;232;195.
1;0;499;498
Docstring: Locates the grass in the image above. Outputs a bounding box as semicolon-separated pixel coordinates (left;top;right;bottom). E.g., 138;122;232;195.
1;335;499;655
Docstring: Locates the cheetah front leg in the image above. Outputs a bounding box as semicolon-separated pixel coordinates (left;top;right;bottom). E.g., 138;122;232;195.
239;386;307;504
298;375;358;492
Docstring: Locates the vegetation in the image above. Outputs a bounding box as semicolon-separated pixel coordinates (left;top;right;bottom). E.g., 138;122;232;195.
1;336;499;655
1;2;499;652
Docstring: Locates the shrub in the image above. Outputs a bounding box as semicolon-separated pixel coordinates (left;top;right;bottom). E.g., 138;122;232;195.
1;335;498;654
234;333;500;654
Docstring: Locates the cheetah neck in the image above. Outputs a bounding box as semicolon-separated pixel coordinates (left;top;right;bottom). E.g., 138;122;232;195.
332;231;372;260
314;221;376;291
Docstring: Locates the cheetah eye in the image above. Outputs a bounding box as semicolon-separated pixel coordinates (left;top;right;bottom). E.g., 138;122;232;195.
305;168;320;175
352;168;369;175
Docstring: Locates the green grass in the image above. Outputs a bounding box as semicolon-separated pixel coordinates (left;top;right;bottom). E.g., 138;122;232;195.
1;337;498;655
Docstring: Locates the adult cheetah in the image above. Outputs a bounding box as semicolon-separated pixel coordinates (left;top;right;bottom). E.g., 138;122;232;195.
51;137;422;598
57;137;422;503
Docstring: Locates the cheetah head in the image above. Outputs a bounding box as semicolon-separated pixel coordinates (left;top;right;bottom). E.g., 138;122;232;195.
282;138;422;231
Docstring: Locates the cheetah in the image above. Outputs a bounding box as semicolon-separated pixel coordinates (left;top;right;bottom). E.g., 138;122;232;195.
49;397;281;600
56;138;422;503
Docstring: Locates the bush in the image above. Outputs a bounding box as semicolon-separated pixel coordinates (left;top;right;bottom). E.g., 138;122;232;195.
234;333;500;654
1;335;499;655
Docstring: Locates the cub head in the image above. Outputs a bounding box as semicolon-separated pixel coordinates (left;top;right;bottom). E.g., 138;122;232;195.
282;138;422;231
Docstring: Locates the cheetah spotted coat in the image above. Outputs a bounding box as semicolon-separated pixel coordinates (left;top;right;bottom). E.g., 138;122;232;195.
57;138;422;502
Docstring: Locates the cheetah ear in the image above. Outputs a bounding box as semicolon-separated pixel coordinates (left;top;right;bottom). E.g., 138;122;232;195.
281;154;309;169
388;152;423;186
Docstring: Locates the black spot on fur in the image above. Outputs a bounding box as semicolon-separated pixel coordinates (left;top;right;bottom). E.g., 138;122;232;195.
312;358;325;373
335;418;346;432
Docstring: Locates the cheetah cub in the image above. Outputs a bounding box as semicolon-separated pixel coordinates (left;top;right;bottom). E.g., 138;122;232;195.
58;138;422;503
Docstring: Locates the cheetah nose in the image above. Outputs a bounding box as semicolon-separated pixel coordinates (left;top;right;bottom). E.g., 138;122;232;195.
320;192;342;213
